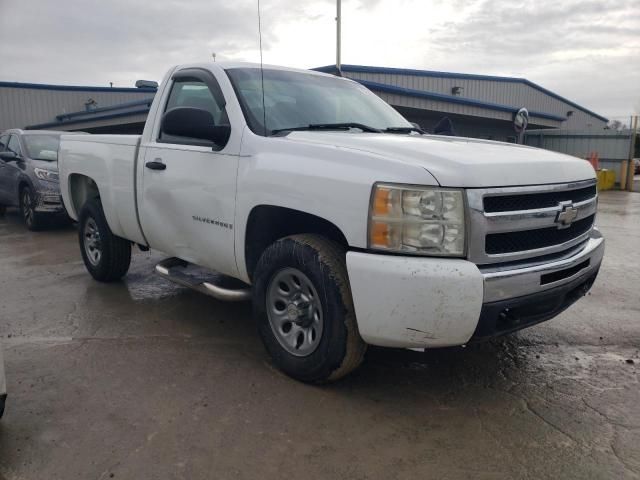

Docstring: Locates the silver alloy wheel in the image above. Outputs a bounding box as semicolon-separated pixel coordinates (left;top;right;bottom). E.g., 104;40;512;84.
22;190;33;226
266;267;324;357
83;217;102;266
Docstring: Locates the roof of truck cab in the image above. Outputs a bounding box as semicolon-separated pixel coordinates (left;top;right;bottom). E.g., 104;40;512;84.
175;62;335;78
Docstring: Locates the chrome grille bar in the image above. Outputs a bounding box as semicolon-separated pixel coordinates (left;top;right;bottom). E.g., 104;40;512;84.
467;179;597;265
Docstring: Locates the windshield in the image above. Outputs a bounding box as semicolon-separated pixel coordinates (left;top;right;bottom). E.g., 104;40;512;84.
23;134;60;161
226;68;412;136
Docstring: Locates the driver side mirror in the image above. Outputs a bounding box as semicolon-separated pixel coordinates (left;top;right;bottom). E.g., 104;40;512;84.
161;107;231;147
0;151;19;162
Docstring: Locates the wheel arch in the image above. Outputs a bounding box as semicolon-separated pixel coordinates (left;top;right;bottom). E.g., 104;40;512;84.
17;178;34;205
18;179;30;195
243;205;349;282
67;173;101;220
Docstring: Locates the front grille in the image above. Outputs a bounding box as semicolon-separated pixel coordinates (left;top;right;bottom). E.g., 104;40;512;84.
484;185;597;213
467;180;598;264
486;214;595;254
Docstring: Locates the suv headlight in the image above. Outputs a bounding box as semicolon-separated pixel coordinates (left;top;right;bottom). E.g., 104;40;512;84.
34;168;59;182
368;183;466;256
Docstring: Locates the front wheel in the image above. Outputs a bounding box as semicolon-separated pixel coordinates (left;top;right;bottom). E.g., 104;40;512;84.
78;199;131;282
253;234;367;383
20;186;44;231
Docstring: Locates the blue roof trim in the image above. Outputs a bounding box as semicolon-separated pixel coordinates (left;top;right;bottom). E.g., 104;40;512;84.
315;64;524;82
56;98;155;121
26;107;150;129
356;80;567;122
314;65;608;123
0;80;157;94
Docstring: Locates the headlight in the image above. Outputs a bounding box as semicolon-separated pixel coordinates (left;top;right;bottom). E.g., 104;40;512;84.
369;183;466;256
34;168;59;182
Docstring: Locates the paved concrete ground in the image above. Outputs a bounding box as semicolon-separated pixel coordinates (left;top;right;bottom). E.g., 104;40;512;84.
0;191;638;480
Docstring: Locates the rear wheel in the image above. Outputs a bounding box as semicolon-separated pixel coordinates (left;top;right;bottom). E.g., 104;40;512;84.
20;186;44;231
78;199;131;282
253;234;366;383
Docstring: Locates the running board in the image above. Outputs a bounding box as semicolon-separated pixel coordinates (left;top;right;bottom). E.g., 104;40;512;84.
155;257;251;302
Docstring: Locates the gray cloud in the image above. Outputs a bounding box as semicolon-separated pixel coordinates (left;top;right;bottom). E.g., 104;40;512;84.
0;0;637;119
421;0;639;118
429;0;638;57
0;0;266;86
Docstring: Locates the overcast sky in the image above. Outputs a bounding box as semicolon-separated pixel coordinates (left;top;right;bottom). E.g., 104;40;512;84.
0;0;638;121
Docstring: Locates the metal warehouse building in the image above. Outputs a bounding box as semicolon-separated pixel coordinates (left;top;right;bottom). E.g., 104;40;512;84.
315;65;608;142
1;64;607;142
0;81;156;133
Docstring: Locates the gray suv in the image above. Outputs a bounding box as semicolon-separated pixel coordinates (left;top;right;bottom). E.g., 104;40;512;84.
0;129;77;230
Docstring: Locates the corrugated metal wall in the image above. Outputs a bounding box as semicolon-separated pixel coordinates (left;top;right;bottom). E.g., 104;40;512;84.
376;90;516;123
0;85;154;131
525;130;633;160
525;129;638;184
344;71;606;130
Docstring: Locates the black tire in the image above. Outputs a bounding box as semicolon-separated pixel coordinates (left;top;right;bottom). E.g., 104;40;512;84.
20;186;44;231
0;394;5;419
253;234;367;383
0;204;6;216
78;199;131;282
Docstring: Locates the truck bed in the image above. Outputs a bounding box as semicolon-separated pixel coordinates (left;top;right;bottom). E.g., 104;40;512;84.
59;134;146;244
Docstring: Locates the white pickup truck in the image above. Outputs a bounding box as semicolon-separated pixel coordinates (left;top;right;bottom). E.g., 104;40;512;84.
59;62;604;382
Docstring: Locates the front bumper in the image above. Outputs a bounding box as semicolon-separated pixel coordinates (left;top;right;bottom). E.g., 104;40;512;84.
471;267;599;342
34;190;65;214
346;230;604;349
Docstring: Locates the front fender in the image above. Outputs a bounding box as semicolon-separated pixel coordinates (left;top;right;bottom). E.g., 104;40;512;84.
234;130;438;282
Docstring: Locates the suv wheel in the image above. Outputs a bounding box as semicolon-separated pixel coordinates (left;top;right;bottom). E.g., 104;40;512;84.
20;186;44;231
78;199;132;282
253;234;367;383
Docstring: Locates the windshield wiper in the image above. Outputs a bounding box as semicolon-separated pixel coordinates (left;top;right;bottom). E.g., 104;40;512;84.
383;126;425;134
270;122;382;135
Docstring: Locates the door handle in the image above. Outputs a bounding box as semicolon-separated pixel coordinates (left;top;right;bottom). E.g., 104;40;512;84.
145;160;166;171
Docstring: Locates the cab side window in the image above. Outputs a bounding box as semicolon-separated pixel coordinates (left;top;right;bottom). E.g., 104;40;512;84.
0;135;8;152
159;77;229;149
7;136;22;156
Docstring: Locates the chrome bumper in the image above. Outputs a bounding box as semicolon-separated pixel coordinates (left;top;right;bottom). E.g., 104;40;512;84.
481;229;604;303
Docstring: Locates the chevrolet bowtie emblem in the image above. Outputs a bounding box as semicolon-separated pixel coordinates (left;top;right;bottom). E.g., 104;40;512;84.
556;202;579;229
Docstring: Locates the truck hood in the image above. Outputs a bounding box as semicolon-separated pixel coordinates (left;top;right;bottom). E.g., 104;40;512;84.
283;132;595;187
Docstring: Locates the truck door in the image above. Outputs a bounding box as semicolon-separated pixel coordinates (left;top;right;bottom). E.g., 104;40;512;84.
140;68;240;278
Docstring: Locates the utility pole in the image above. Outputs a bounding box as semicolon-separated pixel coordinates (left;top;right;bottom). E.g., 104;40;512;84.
336;0;342;74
